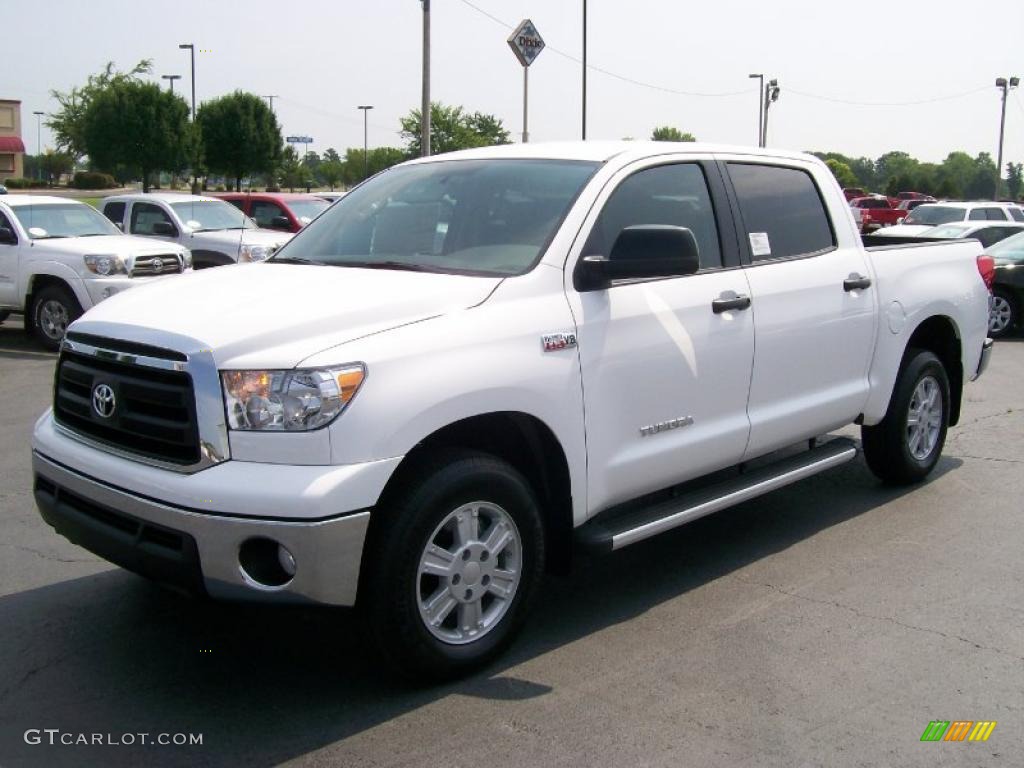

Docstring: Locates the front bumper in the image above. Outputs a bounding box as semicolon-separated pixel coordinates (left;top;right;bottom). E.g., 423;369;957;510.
82;275;175;306
972;337;994;381
33;451;371;606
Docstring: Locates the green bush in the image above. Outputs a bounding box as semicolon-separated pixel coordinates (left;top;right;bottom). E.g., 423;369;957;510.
3;177;48;189
72;171;117;190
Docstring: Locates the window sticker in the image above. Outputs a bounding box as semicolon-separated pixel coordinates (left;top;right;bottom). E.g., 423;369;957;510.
749;232;771;257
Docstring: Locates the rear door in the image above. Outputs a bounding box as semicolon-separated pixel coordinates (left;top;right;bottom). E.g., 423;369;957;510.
568;158;755;513
720;158;878;459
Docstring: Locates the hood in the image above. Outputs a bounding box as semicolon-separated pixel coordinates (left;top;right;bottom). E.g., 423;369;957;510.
186;228;291;249
73;263;502;368
29;234;185;257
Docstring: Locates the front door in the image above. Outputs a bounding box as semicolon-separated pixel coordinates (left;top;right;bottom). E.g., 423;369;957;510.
567;160;756;514
0;209;21;307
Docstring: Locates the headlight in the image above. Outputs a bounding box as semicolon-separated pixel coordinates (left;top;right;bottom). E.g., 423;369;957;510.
83;254;127;276
221;365;365;431
239;244;272;263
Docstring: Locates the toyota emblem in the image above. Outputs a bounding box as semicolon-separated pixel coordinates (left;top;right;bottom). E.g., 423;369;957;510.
92;383;116;419
152;259;163;274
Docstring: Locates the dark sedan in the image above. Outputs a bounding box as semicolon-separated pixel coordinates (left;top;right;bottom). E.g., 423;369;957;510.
985;230;1024;337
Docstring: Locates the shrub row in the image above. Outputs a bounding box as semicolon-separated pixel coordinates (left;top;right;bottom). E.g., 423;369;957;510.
71;171;117;190
2;177;49;189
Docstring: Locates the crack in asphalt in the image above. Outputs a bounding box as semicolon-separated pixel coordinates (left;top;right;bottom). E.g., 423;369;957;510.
6;543;97;564
947;453;1024;465
730;576;1024;664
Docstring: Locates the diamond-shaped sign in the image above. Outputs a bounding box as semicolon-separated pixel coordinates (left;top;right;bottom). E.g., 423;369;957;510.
507;19;545;68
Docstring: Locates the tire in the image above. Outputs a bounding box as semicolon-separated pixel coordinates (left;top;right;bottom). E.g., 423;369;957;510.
31;285;82;351
861;348;950;485
0;310;8;324
988;289;1017;339
359;450;545;682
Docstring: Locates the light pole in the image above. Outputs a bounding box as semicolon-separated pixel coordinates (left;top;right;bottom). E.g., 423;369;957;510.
263;95;278;114
161;74;181;94
32;111;44;181
420;0;431;157
179;43;197;192
995;76;1019;200
748;74;764;147
358;105;373;179
762;79;780;147
582;0;587;140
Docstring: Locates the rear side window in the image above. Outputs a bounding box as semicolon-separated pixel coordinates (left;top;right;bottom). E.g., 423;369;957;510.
727;163;835;261
102;201;125;227
986;208;1008;221
1009;208;1024;222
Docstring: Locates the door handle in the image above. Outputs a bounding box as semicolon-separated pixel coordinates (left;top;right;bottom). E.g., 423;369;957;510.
844;274;872;291
712;294;752;314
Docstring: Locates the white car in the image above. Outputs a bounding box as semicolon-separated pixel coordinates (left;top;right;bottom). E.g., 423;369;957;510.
876;201;1022;236
0;195;190;349
100;193;292;269
917;221;1024;248
32;142;992;679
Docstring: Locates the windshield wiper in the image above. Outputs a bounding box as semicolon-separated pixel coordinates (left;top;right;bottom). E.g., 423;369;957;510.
340;260;445;273
77;233;109;237
270;256;328;266
32;235;69;240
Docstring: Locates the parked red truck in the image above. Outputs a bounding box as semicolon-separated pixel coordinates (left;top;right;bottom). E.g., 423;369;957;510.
850;196;907;232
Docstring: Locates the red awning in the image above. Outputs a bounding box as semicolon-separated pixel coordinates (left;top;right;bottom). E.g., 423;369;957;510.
0;136;26;153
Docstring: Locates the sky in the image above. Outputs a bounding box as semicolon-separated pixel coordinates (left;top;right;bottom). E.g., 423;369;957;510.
2;0;1023;168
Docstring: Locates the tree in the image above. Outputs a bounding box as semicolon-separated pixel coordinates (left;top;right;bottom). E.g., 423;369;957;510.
341;146;406;185
825;159;858;188
319;148;344;190
1007;162;1023;201
964;153;997;200
198;91;282;191
39;151;75;185
81;79;191;192
651;126;696;142
48;59;152;162
279;146;307;191
400;102;510;157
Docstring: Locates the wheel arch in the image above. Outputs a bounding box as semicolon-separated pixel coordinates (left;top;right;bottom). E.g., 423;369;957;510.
190;249;235;269
373;411;575;575
904;314;963;425
24;271;88;336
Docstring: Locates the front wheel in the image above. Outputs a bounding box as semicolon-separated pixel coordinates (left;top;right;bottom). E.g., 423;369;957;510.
31;285;82;351
360;451;545;682
989;290;1017;338
862;348;950;485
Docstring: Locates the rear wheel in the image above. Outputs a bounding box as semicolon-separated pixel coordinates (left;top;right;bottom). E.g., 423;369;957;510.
989;289;1016;338
360;451;545;681
862;348;949;485
31;285;82;351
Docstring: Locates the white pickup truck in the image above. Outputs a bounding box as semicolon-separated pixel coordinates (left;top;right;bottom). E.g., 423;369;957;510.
0;195;190;349
31;143;992;680
99;193;293;269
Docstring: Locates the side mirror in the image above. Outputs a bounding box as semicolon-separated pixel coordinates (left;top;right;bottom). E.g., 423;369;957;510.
271;215;292;230
0;226;16;245
576;225;700;291
152;221;177;236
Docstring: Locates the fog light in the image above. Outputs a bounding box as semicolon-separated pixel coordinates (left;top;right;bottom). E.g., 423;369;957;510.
277;544;297;577
101;287;120;300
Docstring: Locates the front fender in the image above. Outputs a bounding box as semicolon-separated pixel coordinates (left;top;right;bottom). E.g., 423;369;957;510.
24;261;92;310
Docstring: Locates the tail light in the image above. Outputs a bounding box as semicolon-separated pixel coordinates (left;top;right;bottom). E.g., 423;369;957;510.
977;254;995;291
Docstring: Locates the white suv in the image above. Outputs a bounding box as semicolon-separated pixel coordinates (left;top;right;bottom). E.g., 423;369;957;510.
0;196;190;349
100;193;293;269
878;201;1022;236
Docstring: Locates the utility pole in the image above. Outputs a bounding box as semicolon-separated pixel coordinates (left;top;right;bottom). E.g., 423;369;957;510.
263;95;278;114
179;43;197;192
995;76;1019;200
421;0;431;157
162;74;181;94
32;111;44;181
748;74;764;147
582;0;587;140
358;105;374;179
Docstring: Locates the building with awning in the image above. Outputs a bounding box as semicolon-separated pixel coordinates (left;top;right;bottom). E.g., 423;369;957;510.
0;100;25;182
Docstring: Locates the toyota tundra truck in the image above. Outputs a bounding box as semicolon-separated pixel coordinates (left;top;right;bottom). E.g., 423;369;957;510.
31;143;993;680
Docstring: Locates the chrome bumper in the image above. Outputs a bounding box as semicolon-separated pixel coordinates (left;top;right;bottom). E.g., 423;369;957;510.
32;451;370;606
972;338;994;381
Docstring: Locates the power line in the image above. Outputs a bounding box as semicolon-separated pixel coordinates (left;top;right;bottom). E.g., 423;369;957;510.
455;0;749;98
456;0;998;108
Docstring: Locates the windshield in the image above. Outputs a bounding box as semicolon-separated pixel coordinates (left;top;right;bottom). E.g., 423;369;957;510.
287;198;329;225
274;159;599;276
904;205;966;226
926;224;972;238
169;200;256;231
12;203;120;239
988;230;1024;261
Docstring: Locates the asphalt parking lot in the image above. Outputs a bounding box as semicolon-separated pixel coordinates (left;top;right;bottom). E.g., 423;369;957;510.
0;316;1021;768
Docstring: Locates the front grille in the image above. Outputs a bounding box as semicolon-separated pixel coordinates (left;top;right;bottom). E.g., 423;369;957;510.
53;349;200;465
132;254;184;277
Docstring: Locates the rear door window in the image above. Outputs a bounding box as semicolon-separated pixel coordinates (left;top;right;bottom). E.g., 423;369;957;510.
727;163;835;261
985;208;1009;221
